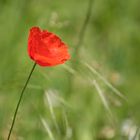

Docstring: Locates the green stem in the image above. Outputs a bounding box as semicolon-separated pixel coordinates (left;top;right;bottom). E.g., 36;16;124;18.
7;62;36;140
67;0;94;94
73;0;94;61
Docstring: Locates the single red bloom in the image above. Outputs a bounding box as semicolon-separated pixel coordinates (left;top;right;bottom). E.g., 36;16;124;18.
28;26;70;66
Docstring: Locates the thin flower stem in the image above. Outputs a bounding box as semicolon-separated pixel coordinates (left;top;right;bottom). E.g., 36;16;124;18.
67;0;94;94
7;62;36;140
73;0;94;60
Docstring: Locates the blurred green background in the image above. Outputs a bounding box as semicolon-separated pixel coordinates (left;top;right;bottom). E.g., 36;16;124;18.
0;0;140;140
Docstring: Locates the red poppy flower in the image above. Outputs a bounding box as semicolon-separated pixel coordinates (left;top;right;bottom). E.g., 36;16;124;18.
28;27;70;66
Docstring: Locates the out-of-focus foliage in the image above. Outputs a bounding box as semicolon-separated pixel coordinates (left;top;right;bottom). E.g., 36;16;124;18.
0;0;140;140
